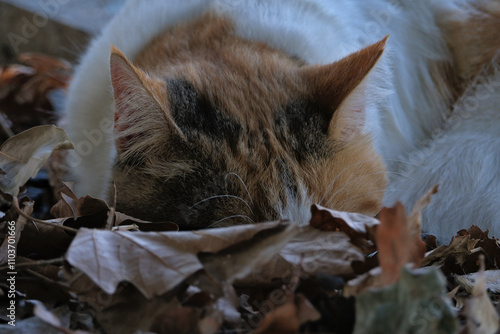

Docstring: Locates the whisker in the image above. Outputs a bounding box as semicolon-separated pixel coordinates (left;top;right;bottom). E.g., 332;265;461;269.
225;172;254;205
208;214;254;228
188;194;253;213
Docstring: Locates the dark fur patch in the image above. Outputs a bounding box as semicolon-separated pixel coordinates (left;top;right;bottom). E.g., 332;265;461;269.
115;148;241;228
274;100;331;162
166;79;242;153
275;157;298;198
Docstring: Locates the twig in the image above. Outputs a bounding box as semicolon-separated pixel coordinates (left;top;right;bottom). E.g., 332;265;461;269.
105;182;117;230
0;257;64;271
13;197;78;233
25;268;69;289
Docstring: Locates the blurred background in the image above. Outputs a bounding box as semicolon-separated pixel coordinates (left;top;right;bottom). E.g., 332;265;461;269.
0;0;126;216
1;0;126;64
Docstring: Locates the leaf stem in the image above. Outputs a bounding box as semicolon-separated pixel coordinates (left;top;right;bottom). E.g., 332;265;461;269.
13;197;79;233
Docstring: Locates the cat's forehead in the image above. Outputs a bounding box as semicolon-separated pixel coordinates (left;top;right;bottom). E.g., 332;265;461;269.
161;56;307;130
164;78;243;153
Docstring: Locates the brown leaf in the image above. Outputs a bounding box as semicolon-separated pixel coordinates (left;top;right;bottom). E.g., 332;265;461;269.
295;294;321;325
0;125;74;196
376;201;426;286
65;222;290;298
18;53;72;73
0;64;36;85
16;217;74;259
376;203;410;286
344;267;382;297
456;269;500;294
32;302;90;334
16;74;70;105
33;301;68;333
64;274;179;334
309;204;379;253
422;225;500;277
407;184;439;235
0;304;80;333
0;200;33;265
200;223;297;283
421;235;479;269
48;181;79;219
212;284;240;325
253;290;301;334
464;256;500;334
50;183;178;232
239;227;364;284
152;305;222;334
310;204;379;236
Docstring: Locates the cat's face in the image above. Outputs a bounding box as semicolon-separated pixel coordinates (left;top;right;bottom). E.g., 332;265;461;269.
110;17;387;228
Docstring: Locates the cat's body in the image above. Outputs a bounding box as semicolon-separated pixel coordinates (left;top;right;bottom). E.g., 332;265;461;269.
385;59;500;240
63;0;500;239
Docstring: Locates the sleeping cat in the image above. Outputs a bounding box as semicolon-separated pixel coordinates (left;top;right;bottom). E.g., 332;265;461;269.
63;0;500;238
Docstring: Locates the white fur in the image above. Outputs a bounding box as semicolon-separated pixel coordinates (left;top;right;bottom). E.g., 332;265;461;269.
63;0;498;240
384;60;500;242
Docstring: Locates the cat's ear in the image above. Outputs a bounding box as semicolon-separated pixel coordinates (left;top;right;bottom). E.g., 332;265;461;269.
302;37;387;142
110;46;181;155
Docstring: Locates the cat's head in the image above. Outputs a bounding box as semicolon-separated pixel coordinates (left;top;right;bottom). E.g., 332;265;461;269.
109;35;387;228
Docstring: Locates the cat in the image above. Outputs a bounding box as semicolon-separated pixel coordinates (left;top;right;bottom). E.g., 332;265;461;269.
62;0;500;238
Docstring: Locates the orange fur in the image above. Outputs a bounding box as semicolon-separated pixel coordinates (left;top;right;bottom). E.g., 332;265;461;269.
439;3;500;81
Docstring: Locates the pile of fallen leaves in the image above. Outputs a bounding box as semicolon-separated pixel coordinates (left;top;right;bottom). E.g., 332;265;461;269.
1;55;500;334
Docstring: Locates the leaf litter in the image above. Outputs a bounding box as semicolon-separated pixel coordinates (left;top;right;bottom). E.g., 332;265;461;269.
2;54;500;334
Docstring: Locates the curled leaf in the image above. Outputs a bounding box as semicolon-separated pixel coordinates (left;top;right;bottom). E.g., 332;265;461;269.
0;125;74;196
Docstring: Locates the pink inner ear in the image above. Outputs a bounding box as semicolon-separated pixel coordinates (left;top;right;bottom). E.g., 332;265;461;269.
111;63;133;101
110;54;140;152
331;85;369;142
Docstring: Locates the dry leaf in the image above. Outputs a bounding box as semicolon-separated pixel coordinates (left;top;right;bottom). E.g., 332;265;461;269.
0;305;74;334
13;53;71;106
295;294;321;325
353;266;458;334
0;64;36;84
18;53;72;73
151;304;222;334
240;227;364;284
0;200;33;265
251;292;319;334
377;203;409;286
344;267;382;297
65;222;290;298
464;256;500;334
212;284;240;325
253;290;299;334
421;235;479;269
0;125;74;196
32;301;73;334
50;183;178;231
96;286;182;334
200;223;297;283
50;183;79;218
407;184;439;235
310;204;379;236
456;270;500;294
